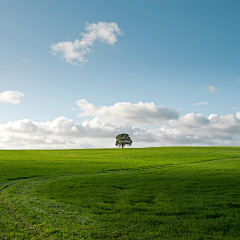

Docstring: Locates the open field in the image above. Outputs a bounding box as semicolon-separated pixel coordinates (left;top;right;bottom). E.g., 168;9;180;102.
0;147;240;239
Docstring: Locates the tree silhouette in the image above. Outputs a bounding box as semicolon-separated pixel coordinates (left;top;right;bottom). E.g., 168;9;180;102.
115;133;133;148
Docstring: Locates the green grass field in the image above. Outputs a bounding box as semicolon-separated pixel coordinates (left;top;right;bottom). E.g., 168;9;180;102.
1;147;240;239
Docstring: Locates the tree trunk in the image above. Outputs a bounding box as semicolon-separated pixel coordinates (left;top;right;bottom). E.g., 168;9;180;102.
122;144;123;148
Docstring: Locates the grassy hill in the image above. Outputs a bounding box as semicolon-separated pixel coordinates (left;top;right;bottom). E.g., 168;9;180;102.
1;147;240;239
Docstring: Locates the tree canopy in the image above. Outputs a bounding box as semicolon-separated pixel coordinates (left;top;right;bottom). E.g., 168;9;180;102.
115;133;133;148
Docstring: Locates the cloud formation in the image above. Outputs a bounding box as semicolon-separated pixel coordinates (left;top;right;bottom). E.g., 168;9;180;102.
0;90;24;104
0;116;144;149
1;110;240;149
203;85;220;92
1;98;240;149
51;21;123;65
76;99;180;125
193;102;208;106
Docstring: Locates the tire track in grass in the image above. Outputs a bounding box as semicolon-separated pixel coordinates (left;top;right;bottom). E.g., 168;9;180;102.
1;156;240;238
1;183;48;239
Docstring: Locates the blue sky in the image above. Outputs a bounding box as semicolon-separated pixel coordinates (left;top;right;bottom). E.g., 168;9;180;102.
1;0;240;148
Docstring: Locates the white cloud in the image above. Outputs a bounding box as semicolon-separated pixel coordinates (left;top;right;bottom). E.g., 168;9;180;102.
232;107;239;109
147;111;240;146
0;116;144;149
203;85;220;92
193;102;208;106
1;100;240;149
169;113;210;129
76;99;180;125
51;21;123;65
0;90;24;104
0;112;240;149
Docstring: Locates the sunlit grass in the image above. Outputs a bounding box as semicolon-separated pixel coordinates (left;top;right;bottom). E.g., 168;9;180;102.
1;147;240;239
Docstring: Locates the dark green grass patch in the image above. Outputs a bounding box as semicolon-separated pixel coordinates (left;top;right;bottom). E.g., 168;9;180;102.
31;159;240;239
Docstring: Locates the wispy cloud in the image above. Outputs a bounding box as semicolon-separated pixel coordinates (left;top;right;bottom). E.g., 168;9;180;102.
232;107;239;109
193;102;208;106
0;90;25;104
51;21;123;66
203;85;220;93
237;78;240;82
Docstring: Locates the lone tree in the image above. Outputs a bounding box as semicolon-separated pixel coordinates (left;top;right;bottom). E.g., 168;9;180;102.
115;133;133;148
